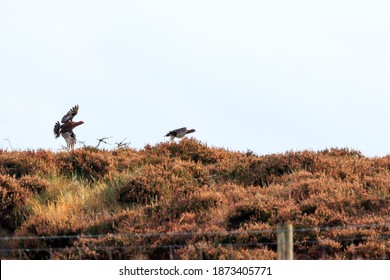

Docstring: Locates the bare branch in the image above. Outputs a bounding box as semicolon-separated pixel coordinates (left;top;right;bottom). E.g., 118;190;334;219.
4;138;13;150
78;141;87;148
115;138;131;149
96;136;112;148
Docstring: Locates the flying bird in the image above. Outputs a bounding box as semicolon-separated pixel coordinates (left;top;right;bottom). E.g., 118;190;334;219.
53;105;84;150
165;127;196;141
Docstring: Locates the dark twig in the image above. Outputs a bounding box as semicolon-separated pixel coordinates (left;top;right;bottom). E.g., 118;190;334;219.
96;137;112;148
78;141;87;148
115;138;131;149
4;138;13;150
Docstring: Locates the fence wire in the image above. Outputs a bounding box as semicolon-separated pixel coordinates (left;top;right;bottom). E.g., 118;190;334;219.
1;222;387;241
0;222;388;260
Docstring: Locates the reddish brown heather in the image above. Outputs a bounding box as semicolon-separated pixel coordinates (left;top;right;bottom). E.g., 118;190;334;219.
0;140;389;260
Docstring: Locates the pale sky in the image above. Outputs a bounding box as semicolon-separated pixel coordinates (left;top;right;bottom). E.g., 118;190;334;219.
1;0;390;156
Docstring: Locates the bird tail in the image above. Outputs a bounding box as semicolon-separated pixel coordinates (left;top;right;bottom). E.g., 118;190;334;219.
53;121;61;138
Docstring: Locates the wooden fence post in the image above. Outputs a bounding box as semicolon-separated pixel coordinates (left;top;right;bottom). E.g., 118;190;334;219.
277;223;293;260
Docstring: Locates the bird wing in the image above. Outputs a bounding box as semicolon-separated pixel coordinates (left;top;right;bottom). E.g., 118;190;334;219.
61;105;79;123
174;127;188;138
165;127;187;137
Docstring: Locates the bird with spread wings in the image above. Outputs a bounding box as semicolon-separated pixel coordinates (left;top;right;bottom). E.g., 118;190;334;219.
53;105;84;150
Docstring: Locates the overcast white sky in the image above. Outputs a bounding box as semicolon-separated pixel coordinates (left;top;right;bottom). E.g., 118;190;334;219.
1;0;390;156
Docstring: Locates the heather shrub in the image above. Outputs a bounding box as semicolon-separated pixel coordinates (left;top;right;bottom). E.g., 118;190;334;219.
360;197;388;213
117;159;214;206
316;238;342;258
164;190;223;223
363;174;390;188
56;149;112;181
314;154;372;182
52;236;143;260
117;164;178;205
146;234;194;259
113;210;154;235
228;203;272;229
1;145;389;260
300;201;318;216
220;151;318;187
312;204;347;228
319;148;364;158
14;209;145;260
110;148;143;172
224;223;276;247
209;156;251;184
180;191;222;213
175;241;277;260
345;239;390;260
0;150;54;178
0;175;30;230
18;214;83;239
289;179;320;202
19;175;50;194
174;160;213;186
118;176;163;205
143;139;219;164
295;237;343;260
85;211;135;235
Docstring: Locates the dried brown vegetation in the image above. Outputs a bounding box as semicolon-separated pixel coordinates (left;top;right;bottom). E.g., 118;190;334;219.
0;140;389;259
